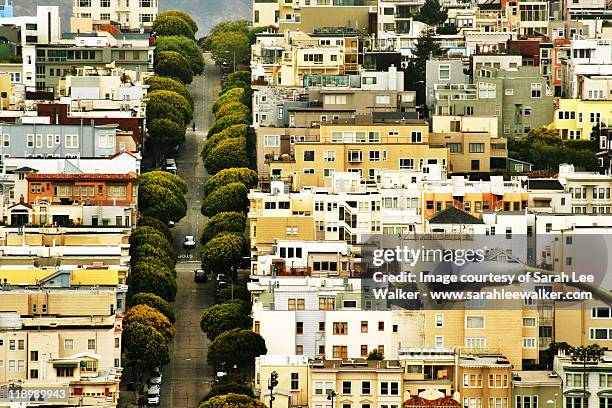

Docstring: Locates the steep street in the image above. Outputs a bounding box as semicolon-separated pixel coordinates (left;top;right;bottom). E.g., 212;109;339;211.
159;53;220;408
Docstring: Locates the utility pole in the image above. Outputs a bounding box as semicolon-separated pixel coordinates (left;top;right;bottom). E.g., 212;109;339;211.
268;371;278;408
327;390;337;408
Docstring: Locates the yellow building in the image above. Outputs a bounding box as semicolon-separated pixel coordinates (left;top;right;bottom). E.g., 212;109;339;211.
0;289;122;406
0;73;13;110
267;119;449;188
457;355;513;408
255;355;310;408
551;98;612;140
424;307;539;370
554;299;612;350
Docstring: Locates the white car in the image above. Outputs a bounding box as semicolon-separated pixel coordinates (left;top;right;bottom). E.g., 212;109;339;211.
147;385;160;406
183;235;196;249
149;371;162;385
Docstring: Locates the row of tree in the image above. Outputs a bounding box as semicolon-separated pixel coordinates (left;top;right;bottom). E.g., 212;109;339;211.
123;172;188;387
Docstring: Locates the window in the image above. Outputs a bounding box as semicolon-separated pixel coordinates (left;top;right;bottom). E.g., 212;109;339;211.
140;0;152;6
291;373;299;390
65;134;79;148
531;83;542;98
435;314;444;327
296;322;304;334
2;134;9;147
566;373;584;387
140;13;155;23
333;345;347;358
592;306;611;318
465;337;486;348
466;316;485;328
600;374;612;388
288;298;305;310
30;351;38;362
368;131;380;142
360;321;368;333
264;135;280;147
342;381;351;394
362;381;371;395
323;94;346;104
369;150;381;162
295;345;303;354
439;64;450;80
348;150;362;162
303;150;315;161
333;322;348;335
469;143;485;153
376;95;391;105
57;367;74;377
505;88;514;96
17;340;24;350
399;158;414;169
464;399;482;408
449;143;462;153
435;335;444;348
79;0;91;6
522;317;536;327
30;369;39;379
319;298;335;310
590;328;612;340
361;344;368;357
523;337;536;348
411;131;422;143
464;374;483;388
378;321;384;331
27;134;34;147
478;82;496;98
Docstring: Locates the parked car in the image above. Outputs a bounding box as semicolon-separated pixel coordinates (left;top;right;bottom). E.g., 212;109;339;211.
194;269;207;282
149;370;162;385
165;158;177;174
167;221;175;228
147;385;160;406
183;235;196;249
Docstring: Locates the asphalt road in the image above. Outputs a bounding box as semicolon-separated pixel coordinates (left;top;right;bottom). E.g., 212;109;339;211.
159;54;220;408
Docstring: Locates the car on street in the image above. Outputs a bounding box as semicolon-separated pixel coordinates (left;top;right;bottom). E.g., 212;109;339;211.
165;158;177;174
183;235;196;249
194;269;207;282
147;385;160;406
149;370;162;385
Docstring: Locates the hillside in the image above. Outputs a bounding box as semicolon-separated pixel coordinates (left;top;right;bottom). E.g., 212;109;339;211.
21;0;252;35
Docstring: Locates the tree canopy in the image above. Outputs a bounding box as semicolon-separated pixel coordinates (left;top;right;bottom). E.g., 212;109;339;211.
139;171;188;195
414;0;448;26
215;101;250;120
128;263;177;302
154;50;194;84
207;330;267;373
202;384;254;402
146;75;195;109
128;292;175;323
200;232;245;275
148;118;186;163
123;323;170;382
201;212;246;243
201;124;249;161
146;90;193;126
217;285;251;304
136;215;173;242
124;304;175;341
157;10;198;34
200;300;252;341
209;31;251;68
201;182;248;217
208;113;250;138
199;393;266;408
130;243;176;269
139;183;187;223
212;88;245;114
205;137;249;175
152;13;195;38
204;168;258;195
154;35;205;76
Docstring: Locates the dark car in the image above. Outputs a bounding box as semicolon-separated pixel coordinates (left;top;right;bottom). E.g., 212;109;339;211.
194;269;207;283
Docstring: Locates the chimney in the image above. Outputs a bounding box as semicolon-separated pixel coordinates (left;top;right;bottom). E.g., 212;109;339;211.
19;195;24;204
388;64;397;91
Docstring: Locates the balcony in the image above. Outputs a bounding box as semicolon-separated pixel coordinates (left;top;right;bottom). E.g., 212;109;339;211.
276;265;312;276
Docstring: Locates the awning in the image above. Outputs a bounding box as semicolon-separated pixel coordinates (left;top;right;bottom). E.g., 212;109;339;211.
52;363;78;368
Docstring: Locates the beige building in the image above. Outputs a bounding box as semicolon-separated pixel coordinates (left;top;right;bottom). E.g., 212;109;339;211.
255;355;310;408
265;117;448;189
0;290;122;406
457;355;513;408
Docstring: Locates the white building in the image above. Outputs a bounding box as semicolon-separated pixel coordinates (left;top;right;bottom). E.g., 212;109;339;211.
554;351;612;408
72;0;159;31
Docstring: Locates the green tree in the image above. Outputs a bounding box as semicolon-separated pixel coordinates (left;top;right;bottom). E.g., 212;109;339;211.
152;14;194;38
204;168;258;195
210;20;250;36
154;50;193;84
209;31;251;68
128;264;177;302
145;75;194;109
199;393;266;408
201;182;248;217
139;183;187;223
128;292;175;323
226;71;251;84
200;300;251;341
130;243;175;269
212;88;245;114
367;349;384;360
154;35;205;76
202;385;254;402
124;304;175;341
148;118;186;165
129;226;173;252
156;10;198;35
201;124;248;161
208;113;250;138
146;90;193;126
205;137;249;175
200;232;245;276
216;101;250;120
217;285;251;303
139;171;188;195
123;323;170;384
201;212;246;243
207;330;267;373
136;215;173;242
414;0;448;26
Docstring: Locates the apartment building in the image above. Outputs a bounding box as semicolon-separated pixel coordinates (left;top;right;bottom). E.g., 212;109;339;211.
254;355;310;408
34;33;153;94
552;96;612;141
561;37;612;100
265;116;448;188
558;164;612;214
0;0;13;18
72;0;159;31
0;121;122;159
457;356;513;408
377;0;425;35
429;115;508;173
426;59;469;113
512;371;562;408
553;351;612;408
434;66;554;139
0;289;122;406
506;0;549;37
251;29;361;87
399;347;456;397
